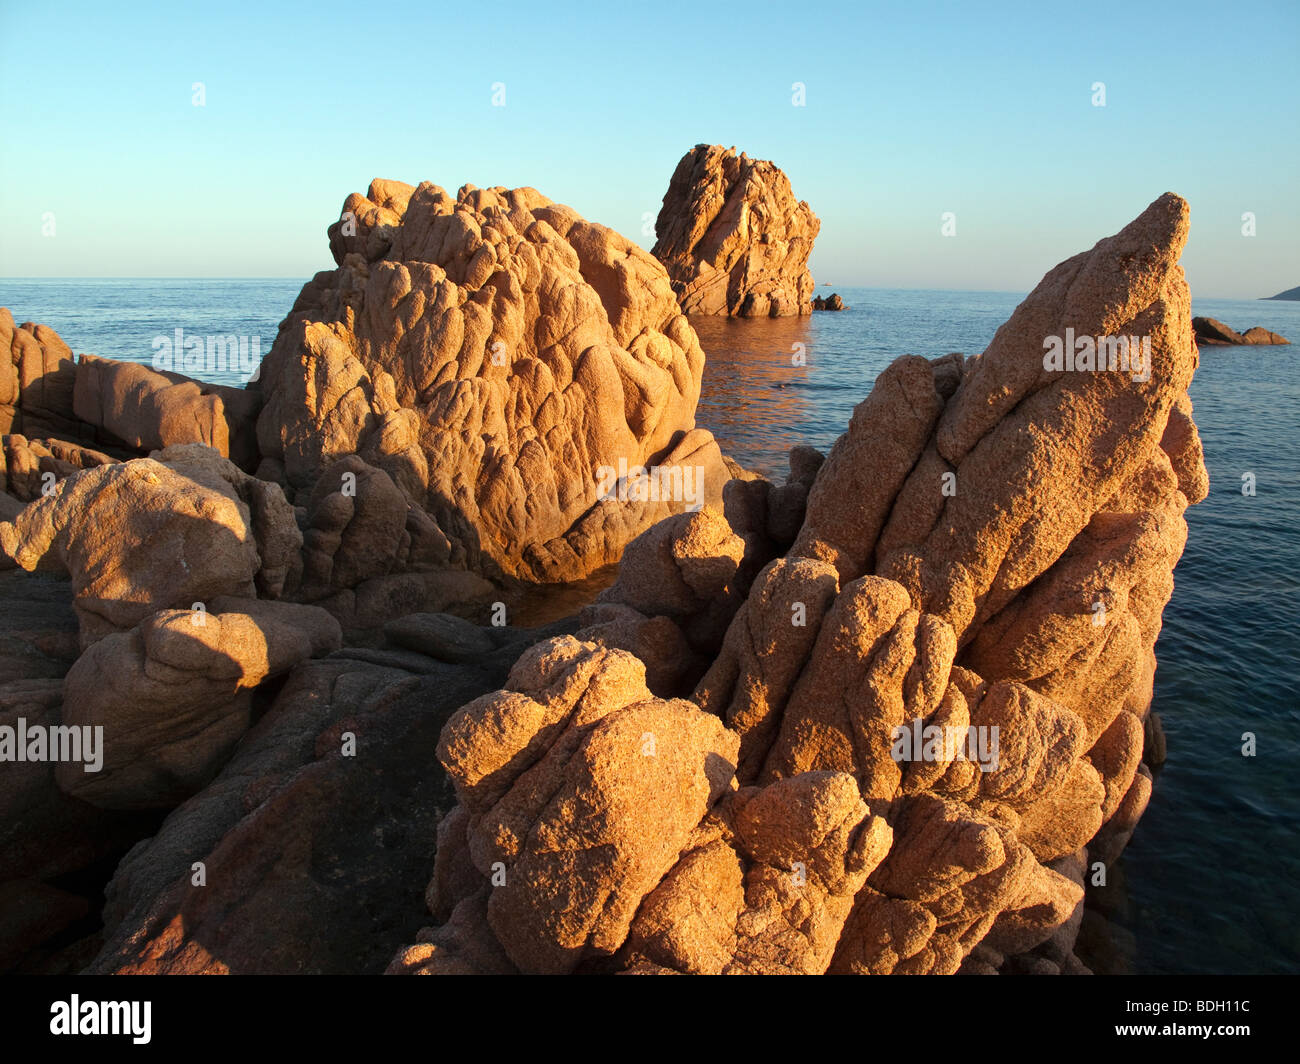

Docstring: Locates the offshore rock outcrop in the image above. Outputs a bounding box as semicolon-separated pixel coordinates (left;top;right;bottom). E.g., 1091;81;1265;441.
1191;316;1289;346
389;192;1206;975
652;145;820;318
255;179;734;584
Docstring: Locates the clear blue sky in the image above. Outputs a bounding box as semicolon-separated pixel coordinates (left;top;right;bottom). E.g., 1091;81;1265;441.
2;0;1296;297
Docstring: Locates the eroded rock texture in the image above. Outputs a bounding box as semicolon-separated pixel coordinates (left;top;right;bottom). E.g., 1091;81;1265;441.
391;193;1206;976
1;309;78;441
5;173;742;596
652;145;820;318
255;179;732;584
0;184;751;970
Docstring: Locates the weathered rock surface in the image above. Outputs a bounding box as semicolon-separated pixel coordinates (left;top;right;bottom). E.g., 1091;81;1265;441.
652;145;820;318
255;179;732;584
1;194;1205;976
0;569;80;684
569;446;820;698
0;183;765;968
58;598;342;809
7;167;747;600
1;434;116;505
74;354;260;468
2;309;259;469
385;612;496;663
390;193;1204;976
1;309;78;440
86;616;574;974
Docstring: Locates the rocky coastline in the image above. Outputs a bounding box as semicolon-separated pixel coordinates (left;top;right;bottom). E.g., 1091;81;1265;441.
0;177;1207;975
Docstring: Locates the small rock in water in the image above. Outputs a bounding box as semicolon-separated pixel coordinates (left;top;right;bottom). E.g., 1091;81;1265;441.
1192;316;1289;345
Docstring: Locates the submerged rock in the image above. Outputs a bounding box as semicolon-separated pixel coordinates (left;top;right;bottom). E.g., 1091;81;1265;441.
58;597;341;810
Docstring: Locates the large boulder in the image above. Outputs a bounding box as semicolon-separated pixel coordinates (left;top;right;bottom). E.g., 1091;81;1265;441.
711;191;1203;801
651;145;820;318
397;637;742;973
254;179;732;583
0;310;78;439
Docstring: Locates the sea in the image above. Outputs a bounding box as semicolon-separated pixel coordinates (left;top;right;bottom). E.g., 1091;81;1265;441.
2;277;1296;975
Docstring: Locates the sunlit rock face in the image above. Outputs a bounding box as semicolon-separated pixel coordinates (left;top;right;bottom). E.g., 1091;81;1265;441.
255;178;734;584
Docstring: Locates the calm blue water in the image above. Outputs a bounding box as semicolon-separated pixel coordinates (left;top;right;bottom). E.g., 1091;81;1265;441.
2;278;1297;974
